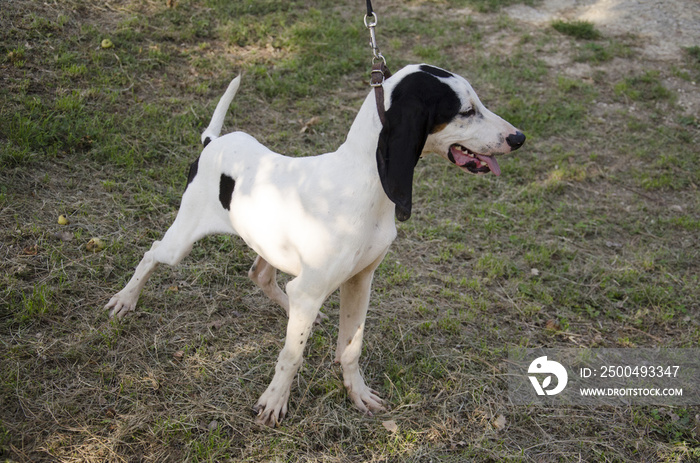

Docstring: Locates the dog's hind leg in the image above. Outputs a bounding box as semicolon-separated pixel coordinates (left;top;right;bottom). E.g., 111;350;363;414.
248;256;289;315
105;185;230;318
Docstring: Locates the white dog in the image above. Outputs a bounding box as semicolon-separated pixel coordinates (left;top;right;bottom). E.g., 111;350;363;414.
105;64;525;426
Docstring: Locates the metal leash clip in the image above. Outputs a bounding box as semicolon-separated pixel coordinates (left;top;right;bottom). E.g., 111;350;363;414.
364;11;386;87
364;11;386;64
364;13;383;58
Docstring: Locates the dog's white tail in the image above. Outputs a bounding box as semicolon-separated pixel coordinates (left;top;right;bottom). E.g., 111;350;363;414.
201;75;241;147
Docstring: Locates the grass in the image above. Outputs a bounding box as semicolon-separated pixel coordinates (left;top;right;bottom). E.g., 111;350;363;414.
1;0;699;461
615;70;674;102
456;0;539;13
552;19;602;40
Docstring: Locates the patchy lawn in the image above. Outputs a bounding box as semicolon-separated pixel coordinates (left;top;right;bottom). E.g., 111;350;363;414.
1;0;698;461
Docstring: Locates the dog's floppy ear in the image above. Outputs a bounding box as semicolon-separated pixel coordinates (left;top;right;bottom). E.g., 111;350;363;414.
376;71;460;221
376;98;430;221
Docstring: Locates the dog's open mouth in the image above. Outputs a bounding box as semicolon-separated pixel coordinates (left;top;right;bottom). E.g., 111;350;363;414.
448;144;501;176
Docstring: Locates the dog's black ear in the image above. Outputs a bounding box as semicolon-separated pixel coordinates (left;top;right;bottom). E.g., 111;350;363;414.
376;98;430;221
376;71;460;221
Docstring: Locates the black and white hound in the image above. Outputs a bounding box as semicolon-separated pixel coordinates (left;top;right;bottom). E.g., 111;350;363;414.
105;64;525;426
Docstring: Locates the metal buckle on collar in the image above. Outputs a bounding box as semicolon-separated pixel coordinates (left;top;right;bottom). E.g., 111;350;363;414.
370;68;385;87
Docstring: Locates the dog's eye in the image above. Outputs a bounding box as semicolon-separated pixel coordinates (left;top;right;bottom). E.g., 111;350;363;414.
460;108;476;118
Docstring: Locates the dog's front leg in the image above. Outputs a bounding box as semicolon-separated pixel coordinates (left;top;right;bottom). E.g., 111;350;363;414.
253;276;325;427
248;255;329;324
335;256;387;416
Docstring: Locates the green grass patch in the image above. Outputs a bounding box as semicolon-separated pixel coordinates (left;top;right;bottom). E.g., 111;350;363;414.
575;40;632;63
551;19;602;40
684;45;700;62
456;0;539;13
614;70;673;102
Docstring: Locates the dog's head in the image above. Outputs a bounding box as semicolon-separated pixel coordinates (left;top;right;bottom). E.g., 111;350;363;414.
376;64;525;221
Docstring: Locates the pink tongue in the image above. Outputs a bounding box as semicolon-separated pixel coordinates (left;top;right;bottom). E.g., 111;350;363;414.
476;153;501;176
449;146;501;176
450;146;473;166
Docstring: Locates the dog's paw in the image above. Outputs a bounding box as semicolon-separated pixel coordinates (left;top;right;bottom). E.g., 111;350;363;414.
253;388;291;427
349;386;386;416
104;293;137;319
345;376;386;416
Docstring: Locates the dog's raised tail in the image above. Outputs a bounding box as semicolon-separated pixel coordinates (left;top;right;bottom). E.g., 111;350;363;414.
201;75;241;147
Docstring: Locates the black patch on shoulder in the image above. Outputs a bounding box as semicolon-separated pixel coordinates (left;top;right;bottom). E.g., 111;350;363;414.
419;64;454;79
219;174;235;210
185;156;200;191
203;136;212;148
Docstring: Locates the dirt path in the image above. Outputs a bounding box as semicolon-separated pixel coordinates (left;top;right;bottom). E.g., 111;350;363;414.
508;0;700;60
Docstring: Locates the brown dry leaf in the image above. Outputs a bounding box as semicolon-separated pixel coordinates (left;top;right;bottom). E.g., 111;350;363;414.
208;320;225;330
545;319;561;331
382;420;398;433
144;376;159;390
300;116;321;133
492;414;506;430
21;245;38;256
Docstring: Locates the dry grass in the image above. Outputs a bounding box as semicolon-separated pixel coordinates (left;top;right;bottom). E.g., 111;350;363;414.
1;0;699;461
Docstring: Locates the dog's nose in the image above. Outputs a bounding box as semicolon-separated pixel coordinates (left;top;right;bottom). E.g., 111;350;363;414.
506;131;526;151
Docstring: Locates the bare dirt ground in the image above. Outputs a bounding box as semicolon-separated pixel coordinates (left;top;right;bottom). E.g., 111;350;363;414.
507;0;700;117
509;0;700;60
